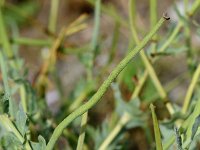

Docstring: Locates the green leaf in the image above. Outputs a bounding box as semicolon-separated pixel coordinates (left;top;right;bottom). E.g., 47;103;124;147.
174;127;182;150
87;121;110;149
30;141;41;150
150;104;163;150
30;135;46;150
15;105;27;137
38;135;46;150
0;132;22;150
111;83;145;129
87;120;124;150
191;114;200;140
111;83;142;116
0;92;9;114
165;45;187;55
184;99;200;145
160;125;174;145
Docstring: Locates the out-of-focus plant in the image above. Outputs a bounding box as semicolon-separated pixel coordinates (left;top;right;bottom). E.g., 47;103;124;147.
0;0;200;150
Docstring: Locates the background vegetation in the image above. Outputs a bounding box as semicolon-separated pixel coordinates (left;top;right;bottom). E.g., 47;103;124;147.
0;0;200;149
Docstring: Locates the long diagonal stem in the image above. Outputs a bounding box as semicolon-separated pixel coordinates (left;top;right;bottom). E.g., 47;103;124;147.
45;16;168;150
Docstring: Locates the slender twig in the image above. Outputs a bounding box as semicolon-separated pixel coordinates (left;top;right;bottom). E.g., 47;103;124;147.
91;0;101;53
184;0;189;13
130;71;148;99
0;5;13;58
108;21;120;64
7;37;51;46
76;112;88;150
99;112;131;150
150;0;157;30
45;16;167;150
188;0;200;16
158;22;182;53
182;64;200;114
87;0;101;80
150;0;157;53
48;0;59;33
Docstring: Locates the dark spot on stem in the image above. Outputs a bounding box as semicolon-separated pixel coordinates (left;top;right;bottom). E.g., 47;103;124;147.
163;12;170;20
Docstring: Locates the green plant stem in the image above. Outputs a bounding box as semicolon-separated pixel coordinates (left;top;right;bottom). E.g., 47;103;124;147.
69;88;92;112
108;21;120;64
98;112;131;150
0;6;13;58
8;37;51;46
188;0;200;16
87;0;101;80
130;70;148;99
48;0;59;33
150;104;163;150
182;64;200;114
184;0;200;72
183;98;200;149
158;22;182;53
91;0;101;53
150;0;157;30
129;0;138;45
76;111;88;150
45;17;167;150
184;0;189;12
129;0;136;28
140;50;167;99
